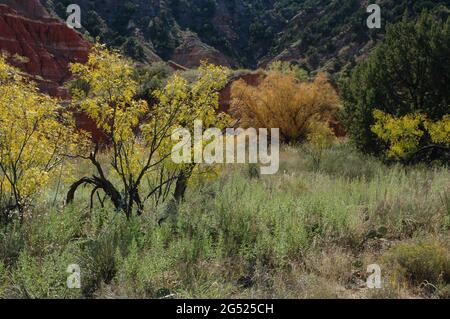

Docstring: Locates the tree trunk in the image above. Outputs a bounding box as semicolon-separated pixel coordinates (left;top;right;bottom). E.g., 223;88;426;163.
174;171;189;202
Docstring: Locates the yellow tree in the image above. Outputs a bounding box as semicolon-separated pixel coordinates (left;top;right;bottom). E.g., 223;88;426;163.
304;121;338;170
230;70;340;143
67;44;230;218
0;56;81;221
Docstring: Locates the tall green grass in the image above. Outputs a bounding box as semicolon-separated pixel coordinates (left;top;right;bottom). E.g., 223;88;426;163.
0;143;448;298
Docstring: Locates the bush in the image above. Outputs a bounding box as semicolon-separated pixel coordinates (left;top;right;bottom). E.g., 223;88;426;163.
340;12;450;160
11;248;81;298
230;71;340;143
0;141;448;298
24;207;85;256
0;222;24;266
382;237;450;293
114;236;176;298
371;110;449;161
268;61;309;81
122;37;145;61
135;62;174;100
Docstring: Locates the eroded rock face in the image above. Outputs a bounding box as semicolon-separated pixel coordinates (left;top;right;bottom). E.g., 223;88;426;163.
0;1;101;139
170;32;235;69
0;0;91;98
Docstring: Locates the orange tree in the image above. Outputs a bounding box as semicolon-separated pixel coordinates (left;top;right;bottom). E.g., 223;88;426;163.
230;69;340;143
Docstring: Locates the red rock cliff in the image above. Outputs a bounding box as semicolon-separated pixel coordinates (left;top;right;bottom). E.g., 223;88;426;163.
0;0;91;98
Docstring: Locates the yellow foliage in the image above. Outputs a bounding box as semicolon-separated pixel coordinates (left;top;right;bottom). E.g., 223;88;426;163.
69;46;231;214
425;115;450;147
230;71;340;143
307;121;337;150
145;62;231;160
0;56;83;212
70;44;148;142
372;110;450;158
142;62;231;186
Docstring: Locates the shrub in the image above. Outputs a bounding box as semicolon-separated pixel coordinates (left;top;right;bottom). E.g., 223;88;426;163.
24;207;84;256
0;222;24;266
0;260;6;297
382;237;450;292
114;236;176;298
11;248;81;298
371;110;450;160
82;237;118;296
134;62;174;100
230;71;340;143
122;37;145;61
268;61;309;81
302;121;338;170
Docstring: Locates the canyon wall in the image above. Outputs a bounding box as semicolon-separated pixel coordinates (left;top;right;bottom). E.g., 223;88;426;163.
0;0;91;98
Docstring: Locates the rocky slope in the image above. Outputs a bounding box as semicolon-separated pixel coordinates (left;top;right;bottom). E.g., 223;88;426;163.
170;31;235;68
42;0;235;68
0;0;91;97
2;0;449;86
41;0;450;72
0;0;102;139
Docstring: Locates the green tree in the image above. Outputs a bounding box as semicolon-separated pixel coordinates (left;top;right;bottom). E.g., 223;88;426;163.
342;12;450;160
340;12;450;160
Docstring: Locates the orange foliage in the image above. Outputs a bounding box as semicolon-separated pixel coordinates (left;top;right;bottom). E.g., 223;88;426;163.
230;71;340;142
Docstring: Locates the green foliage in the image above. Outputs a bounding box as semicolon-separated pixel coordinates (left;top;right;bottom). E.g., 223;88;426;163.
24;207;84;256
145;8;179;59
0;260;6;297
0;222;24;266
268;61;309;82
114;235;176;298
11;248;81;298
134;62;174;100
341;12;450;161
123;38;145;61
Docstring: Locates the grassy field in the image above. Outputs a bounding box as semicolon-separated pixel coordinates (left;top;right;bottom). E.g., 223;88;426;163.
0;142;449;299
